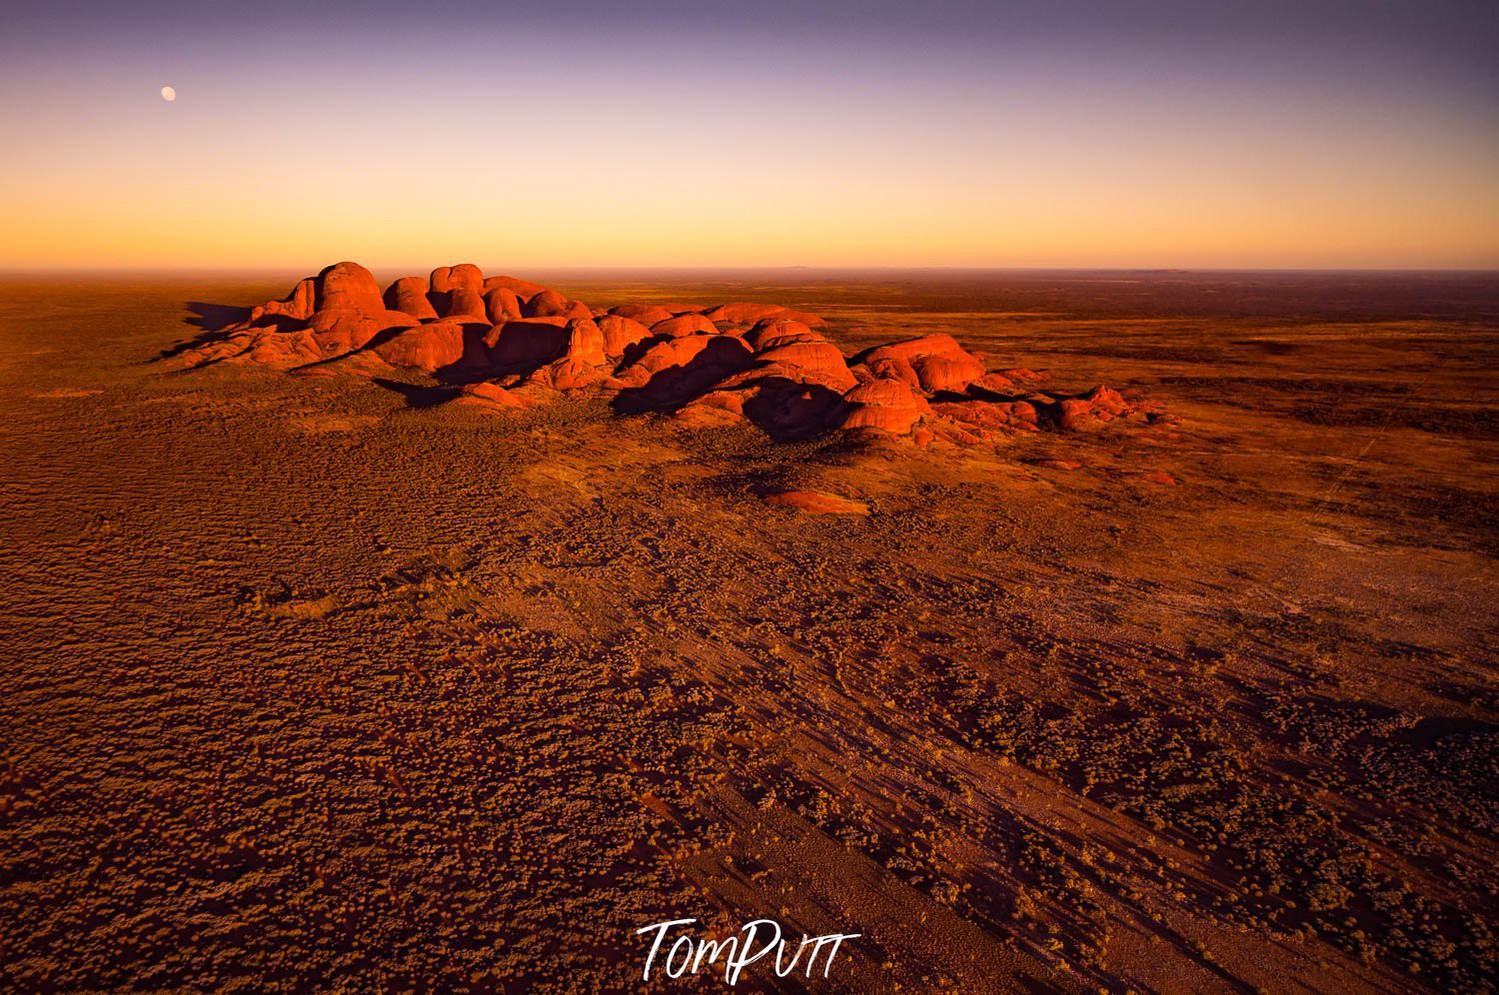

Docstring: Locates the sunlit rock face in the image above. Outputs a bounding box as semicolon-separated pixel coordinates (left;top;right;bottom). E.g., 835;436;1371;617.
314;261;385;313
384;276;438;321
180;262;1162;444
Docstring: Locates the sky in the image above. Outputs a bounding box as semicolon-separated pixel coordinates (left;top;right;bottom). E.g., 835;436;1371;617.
1;0;1496;270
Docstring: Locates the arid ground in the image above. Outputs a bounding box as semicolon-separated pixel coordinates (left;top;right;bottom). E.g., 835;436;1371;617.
1;270;1495;992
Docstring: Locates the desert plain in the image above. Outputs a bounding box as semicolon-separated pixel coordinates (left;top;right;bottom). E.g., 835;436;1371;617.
0;268;1495;992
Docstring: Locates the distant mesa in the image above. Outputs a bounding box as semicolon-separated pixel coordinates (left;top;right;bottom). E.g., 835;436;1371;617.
180;261;1164;445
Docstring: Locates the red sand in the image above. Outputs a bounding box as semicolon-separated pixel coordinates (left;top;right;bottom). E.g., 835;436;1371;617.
1;269;1495;991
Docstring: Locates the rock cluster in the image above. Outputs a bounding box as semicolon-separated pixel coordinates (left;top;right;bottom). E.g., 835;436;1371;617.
185;262;1155;444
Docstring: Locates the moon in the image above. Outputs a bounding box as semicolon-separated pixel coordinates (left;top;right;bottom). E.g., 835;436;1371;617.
160;86;176;102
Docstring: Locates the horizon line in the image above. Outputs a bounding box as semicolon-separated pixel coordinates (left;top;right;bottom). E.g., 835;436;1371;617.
3;265;1498;277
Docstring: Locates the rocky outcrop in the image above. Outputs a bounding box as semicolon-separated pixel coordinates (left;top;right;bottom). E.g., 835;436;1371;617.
484;287;525;326
430;264;484;298
596;314;653;358
860;334;987;394
252;278;316;323
609;303;676;325
484;275;550;299
385;277;439;321
650;314;718;339
840;378;933;436
754;342;858;392
180;263;1160;446
442;287;489;321
525;290;591;321
746;318;825;351
315;262;385;314
703;303;828;328
372;317;490;373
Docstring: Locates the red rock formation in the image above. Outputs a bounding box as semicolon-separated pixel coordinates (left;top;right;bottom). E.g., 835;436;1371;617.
861;334;986;394
914;354;987;393
181;263;1159;448
315;262;385;313
702;303;788;326
443;287;489;321
484;287;525;326
617;335;719;386
212;306;418;369
609;303;675;326
672;402;746;429
596;314;652;358
486;319;571;370
385;277;439;321
562;317;607;367
524;289;590;320
745;318;827;351
548;357;603;390
525;289;568;317
484;275;550;300
241;331;323;366
459;380;529;409
430;264;484;298
753;342;858;391
253;278;316;323
1056;386;1132;430
371;317;490;373
778;309;829;328
650;314;718;339
931;399;1037;436
307;307;419;355
614;335;753;401
839;378;933;436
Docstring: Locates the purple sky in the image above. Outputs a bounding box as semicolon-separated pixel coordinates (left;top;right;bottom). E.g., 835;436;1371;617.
3;0;1496;268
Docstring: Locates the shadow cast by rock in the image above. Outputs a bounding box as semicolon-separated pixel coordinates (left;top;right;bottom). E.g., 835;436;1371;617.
371;378;461;409
612;337;755;415
186;301;249;332
157;301;298;361
741;377;847;442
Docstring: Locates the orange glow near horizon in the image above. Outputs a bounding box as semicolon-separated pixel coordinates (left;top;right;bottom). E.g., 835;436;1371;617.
2;10;1496;270
9;139;1497;271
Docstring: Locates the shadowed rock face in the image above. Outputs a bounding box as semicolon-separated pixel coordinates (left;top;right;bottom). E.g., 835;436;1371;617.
486;320;571;371
483;287;524;326
179;262;1163;444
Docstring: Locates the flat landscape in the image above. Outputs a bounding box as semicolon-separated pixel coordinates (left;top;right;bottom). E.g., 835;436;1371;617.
1;269;1495;992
